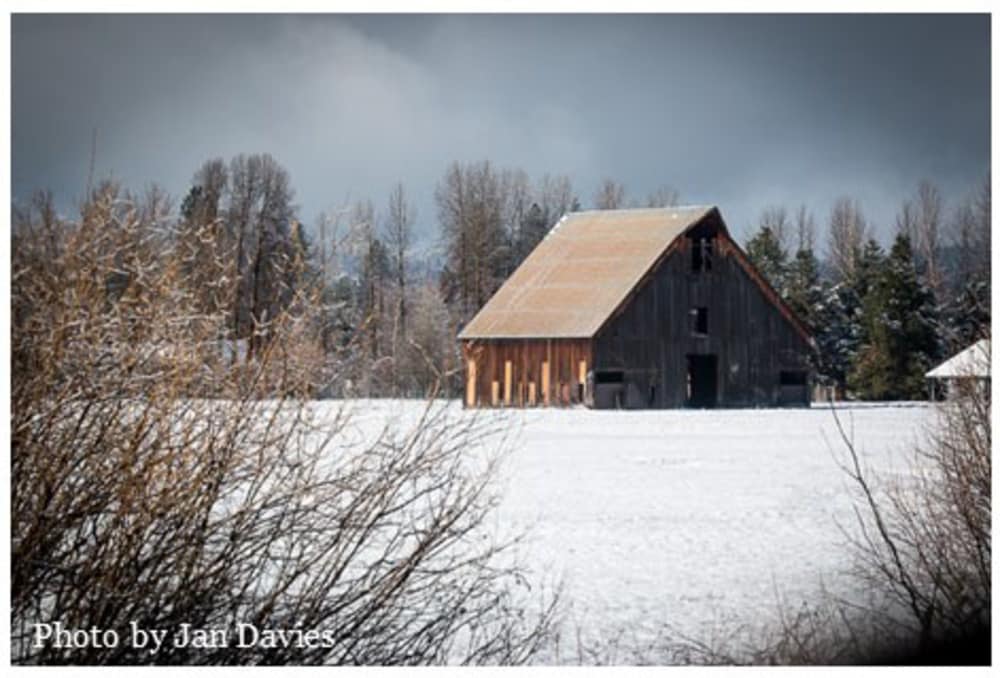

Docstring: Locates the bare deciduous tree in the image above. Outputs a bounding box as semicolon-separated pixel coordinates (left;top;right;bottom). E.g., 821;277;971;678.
383;182;416;395
645;185;680;208
593;178;626;210
757;206;791;253
216;153;300;357
436;160;509;321
794;204;816;253
947;174;991;293
536;173;577;224
897;181;944;301
827;197;869;282
12;185;557;666
501;168;532;278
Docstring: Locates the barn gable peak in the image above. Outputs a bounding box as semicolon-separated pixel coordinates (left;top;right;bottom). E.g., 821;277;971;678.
458;206;721;340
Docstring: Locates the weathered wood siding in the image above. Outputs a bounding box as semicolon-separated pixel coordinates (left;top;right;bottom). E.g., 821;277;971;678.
591;224;813;408
461;338;592;408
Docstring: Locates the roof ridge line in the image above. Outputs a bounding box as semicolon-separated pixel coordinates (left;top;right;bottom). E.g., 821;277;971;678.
570;205;716;215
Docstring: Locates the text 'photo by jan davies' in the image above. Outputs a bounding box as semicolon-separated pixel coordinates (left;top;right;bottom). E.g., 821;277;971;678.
8;10;992;668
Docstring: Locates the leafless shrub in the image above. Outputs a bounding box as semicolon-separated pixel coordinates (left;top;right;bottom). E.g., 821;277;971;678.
830;378;990;662
750;389;989;665
11;185;557;665
694;585;899;665
750;386;990;664
638;383;990;666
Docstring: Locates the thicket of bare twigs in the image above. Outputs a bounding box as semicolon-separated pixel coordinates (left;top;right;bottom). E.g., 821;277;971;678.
833;375;991;663
643;381;990;665
11;186;556;665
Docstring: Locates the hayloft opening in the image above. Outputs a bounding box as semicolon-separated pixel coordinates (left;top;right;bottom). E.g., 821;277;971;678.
689;235;713;272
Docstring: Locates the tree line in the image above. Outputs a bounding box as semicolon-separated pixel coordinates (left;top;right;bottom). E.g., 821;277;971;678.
744;178;990;400
14;155;989;401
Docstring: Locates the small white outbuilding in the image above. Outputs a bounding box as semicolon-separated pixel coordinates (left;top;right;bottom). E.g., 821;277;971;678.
925;338;990;399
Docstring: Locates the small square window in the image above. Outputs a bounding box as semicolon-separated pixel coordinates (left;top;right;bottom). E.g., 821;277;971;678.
690;307;708;336
780;370;807;386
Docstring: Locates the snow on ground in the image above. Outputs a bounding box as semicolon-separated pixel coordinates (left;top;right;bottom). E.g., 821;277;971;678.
314;400;935;661
493;403;935;659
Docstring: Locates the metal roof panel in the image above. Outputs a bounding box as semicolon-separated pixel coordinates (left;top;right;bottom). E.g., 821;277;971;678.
458;206;714;339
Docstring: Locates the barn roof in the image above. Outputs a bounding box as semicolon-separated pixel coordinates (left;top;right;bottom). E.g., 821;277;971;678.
458;206;717;339
926;338;991;379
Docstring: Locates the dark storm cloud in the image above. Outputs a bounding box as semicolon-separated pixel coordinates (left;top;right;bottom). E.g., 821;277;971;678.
12;13;990;246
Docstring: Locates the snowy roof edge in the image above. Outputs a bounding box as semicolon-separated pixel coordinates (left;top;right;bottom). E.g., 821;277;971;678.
925;338;991;379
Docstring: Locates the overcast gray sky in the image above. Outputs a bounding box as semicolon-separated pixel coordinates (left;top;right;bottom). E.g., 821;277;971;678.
11;13;990;248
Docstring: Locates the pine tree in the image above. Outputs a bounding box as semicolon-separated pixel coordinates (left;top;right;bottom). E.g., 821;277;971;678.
849;233;940;400
785;247;821;327
946;278;990;350
812;282;853;387
833;237;886;381
514;202;548;266
785;246;845;386
745;225;789;294
851;238;885;304
939;174;991;353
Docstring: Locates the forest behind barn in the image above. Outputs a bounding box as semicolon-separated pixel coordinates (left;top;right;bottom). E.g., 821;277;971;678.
17;157;986;404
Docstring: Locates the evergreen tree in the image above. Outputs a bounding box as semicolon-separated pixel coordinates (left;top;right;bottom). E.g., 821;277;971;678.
785;247;822;327
944;277;990;351
834;237;886;380
850;238;885;304
812;282;853;388
785;246;846;386
939;175;991;352
849;233;940;400
514;202;548;265
745;225;789;294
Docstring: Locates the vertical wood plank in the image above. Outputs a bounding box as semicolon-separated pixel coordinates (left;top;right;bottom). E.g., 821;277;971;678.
504;360;512;406
466;358;477;407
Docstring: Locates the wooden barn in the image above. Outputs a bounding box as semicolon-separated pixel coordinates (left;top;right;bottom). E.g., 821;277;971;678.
458;206;815;409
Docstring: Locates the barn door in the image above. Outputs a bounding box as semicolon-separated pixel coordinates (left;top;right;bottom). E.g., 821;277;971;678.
686;354;718;408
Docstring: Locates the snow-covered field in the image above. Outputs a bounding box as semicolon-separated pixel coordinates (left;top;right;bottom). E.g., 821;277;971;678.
323;400;935;661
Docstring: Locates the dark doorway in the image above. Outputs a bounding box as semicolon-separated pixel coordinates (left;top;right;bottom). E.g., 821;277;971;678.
592;370;625;409
778;370;809;406
686;355;718;408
